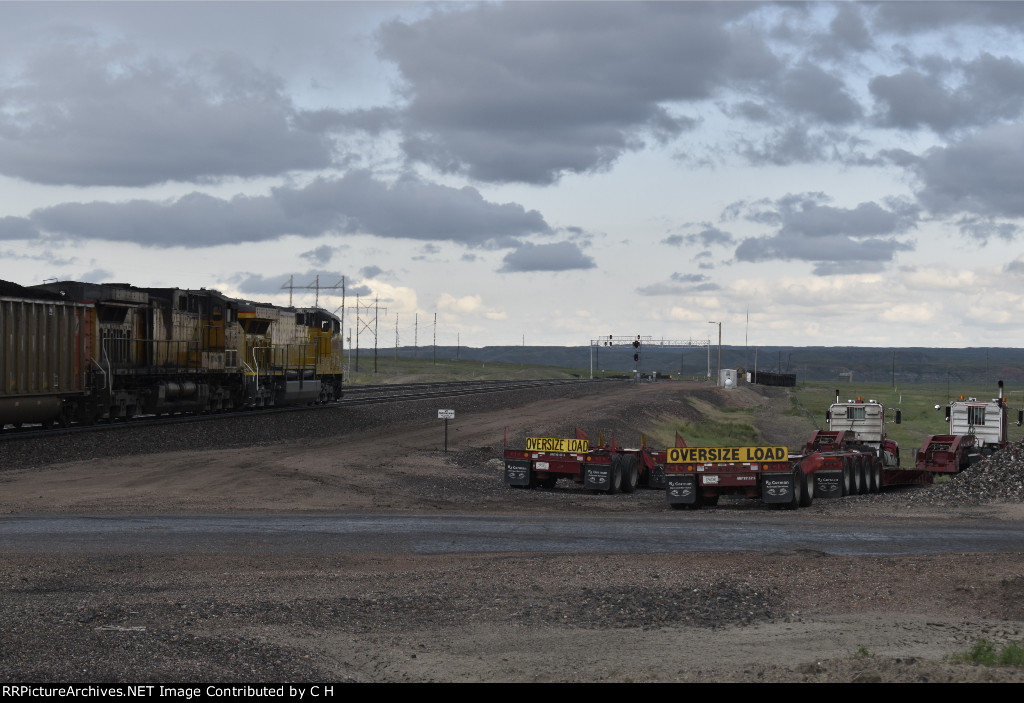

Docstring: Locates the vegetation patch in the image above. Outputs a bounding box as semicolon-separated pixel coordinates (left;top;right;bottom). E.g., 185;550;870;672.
953;639;1024;667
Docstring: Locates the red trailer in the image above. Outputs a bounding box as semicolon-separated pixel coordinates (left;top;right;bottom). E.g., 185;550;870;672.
504;428;683;493
664;394;932;509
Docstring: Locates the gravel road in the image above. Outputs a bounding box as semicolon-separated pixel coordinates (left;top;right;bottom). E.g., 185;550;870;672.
2;380;1023;683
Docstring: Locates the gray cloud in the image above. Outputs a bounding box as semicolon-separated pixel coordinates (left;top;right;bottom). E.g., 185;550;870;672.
733;193;918;273
31;171;551;249
231;272;349;299
360;265;384;279
498;241;596;273
377;2;775;184
0;216;38;241
871;2;1024;33
870;54;1024;133
299;245;343;265
913;123;1024;218
775;62;862;124
0;43;331;186
662;225;735;249
636;272;718;296
956;216;1021;244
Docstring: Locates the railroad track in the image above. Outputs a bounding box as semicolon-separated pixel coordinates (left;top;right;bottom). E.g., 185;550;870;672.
0;377;614;443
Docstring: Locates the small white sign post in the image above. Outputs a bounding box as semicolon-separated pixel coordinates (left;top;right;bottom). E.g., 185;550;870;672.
438;409;455;452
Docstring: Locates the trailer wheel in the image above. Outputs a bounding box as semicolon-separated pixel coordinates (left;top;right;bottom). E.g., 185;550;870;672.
620;455;639;494
848;457;862;495
869;458;881;493
841;459;852;496
606;455;623;495
702;493;719;507
799;471;814;507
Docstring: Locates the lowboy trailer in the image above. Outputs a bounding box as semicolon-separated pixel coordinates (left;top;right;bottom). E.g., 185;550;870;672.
503;429;684;494
664;393;934;509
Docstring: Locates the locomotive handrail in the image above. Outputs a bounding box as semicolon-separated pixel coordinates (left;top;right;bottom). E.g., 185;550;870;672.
88;357;108;391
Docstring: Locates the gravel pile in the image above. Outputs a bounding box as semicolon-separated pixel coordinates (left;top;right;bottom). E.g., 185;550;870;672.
930;440;1024;504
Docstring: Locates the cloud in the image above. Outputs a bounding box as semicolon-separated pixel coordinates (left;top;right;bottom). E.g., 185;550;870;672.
30;170;551;249
0;216;39;241
360;265;384;279
732;193;918;273
662;225;735;249
912;123;1024;219
0;43;331;186
498;241;596;273
299;245;343;265
376;2;775;184
636;272;719;296
870;54;1024;133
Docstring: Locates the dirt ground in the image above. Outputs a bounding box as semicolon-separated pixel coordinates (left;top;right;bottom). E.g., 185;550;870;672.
2;381;1024;683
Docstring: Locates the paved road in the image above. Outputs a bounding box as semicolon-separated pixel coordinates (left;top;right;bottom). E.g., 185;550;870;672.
3;513;1023;556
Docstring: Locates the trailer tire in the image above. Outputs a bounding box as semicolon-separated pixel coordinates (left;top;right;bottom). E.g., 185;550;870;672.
849;457;862;495
799;470;814;507
782;468;802;510
841;459;852;496
606;455;623;495
620;454;639;494
537;475;557;489
703;493;719;507
869;458;881;493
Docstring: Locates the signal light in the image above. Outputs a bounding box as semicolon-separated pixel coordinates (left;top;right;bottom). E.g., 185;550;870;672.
634;353;639;362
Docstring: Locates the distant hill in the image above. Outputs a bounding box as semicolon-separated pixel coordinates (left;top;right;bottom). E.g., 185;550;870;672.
368;344;1024;386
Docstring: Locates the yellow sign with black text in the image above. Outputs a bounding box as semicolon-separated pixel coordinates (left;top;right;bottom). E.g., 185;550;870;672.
667;446;788;464
525;437;590;453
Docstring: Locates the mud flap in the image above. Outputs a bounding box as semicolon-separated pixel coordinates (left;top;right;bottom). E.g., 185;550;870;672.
665;474;697;505
813;471;843;499
762;473;795;504
584;464;611;491
505;459;533;487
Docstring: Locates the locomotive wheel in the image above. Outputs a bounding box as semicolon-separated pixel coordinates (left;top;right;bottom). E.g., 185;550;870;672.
619;455;639;494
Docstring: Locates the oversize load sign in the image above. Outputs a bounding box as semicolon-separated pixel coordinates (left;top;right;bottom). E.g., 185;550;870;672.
667;446;788;463
525;437;590;453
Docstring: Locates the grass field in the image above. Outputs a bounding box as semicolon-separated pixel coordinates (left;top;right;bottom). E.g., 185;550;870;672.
342;357;1024;453
792;381;1024;453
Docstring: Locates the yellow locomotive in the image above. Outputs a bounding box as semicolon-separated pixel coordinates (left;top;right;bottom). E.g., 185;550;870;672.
0;280;343;427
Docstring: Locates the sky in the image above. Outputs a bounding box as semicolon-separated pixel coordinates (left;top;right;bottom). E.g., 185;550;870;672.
3;1;1024;351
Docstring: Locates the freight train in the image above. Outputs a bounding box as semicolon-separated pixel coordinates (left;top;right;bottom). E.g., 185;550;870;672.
0;279;343;428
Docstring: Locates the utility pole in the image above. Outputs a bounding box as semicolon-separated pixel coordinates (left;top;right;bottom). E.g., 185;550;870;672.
348;295;387;375
708;321;722;384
